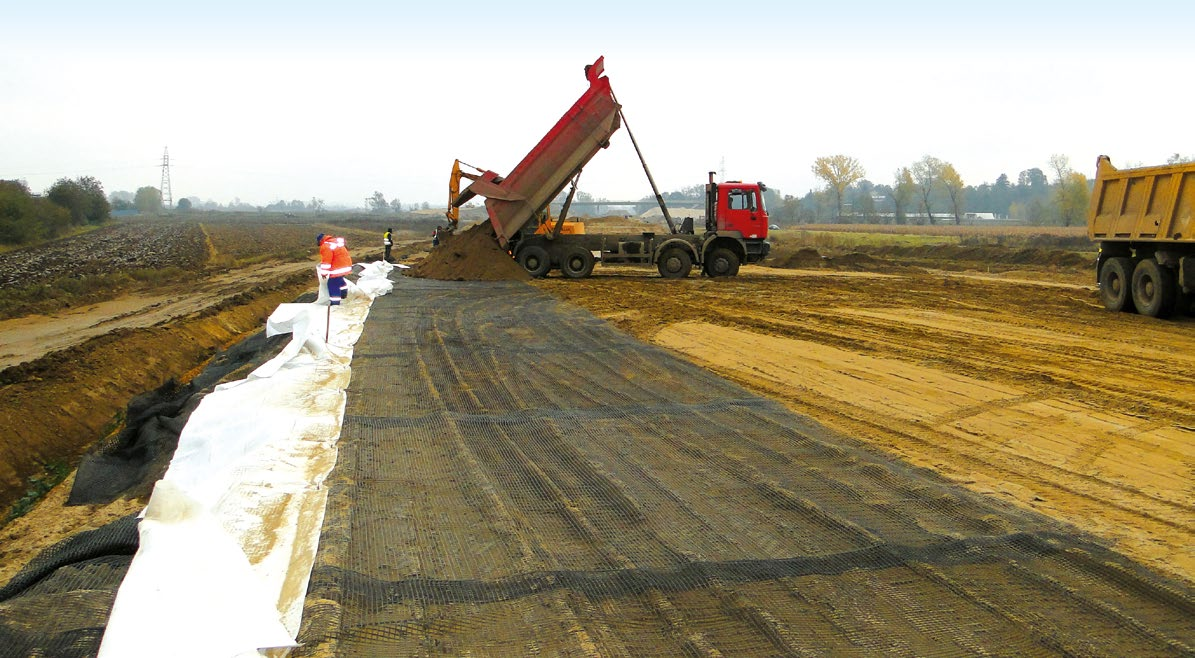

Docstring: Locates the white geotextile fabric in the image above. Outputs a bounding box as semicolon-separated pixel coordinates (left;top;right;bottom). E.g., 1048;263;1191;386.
99;261;396;658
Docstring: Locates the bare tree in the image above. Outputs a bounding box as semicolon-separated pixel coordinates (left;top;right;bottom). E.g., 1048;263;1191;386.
911;155;944;224
811;155;865;220
1048;153;1071;186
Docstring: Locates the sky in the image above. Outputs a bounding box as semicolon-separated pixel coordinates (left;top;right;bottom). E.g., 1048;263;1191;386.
3;1;1193;209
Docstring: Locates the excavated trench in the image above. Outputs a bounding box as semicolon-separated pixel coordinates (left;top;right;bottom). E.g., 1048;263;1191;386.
0;322;297;656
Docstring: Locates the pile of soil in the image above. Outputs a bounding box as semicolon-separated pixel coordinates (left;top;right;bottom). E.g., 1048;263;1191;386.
767;247;827;269
407;222;530;281
828;252;881;269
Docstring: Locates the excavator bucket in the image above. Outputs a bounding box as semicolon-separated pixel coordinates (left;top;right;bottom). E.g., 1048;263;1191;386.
459;56;622;249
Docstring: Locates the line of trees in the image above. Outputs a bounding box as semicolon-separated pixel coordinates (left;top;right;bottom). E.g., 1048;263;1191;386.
0;177;111;245
366;191;431;213
786;154;1099;226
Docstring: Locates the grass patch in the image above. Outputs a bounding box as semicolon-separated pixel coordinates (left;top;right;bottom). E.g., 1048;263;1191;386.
4;461;71;525
780;229;957;250
773;225;1095;253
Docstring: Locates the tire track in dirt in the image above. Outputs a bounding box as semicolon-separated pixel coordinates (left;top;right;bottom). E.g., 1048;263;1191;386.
536;267;1195;583
721;309;1195;511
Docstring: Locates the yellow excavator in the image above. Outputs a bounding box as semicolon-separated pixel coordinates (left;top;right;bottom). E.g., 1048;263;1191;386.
446;158;585;236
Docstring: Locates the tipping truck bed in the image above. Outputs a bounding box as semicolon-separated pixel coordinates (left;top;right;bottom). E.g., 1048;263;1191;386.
1089;155;1195;242
455;57;622;249
1089;155;1195;317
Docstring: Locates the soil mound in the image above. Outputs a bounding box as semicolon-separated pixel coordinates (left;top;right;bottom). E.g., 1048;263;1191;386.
828;252;879;269
871;244;1093;269
407;223;530;281
768;247;825;269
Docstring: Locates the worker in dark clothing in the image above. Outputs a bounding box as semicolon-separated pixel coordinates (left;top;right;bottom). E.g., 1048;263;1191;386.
383;228;393;262
432;226;442;247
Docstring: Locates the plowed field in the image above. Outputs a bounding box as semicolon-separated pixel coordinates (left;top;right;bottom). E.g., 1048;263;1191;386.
535;259;1195;587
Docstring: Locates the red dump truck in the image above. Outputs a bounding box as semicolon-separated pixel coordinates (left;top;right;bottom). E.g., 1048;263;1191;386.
450;56;771;279
1090;156;1195;317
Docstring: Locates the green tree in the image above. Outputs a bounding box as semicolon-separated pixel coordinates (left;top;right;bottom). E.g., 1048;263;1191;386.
779;194;799;223
367;191;388;212
812;155;865;220
891;168;916;225
1017;168;1048;189
911;155;945;224
761;187;783;215
940;164;965;224
1053;172;1090;227
134;186;163;213
992;173;1012;216
47;176;110;225
0;180;71;244
852;181;879;222
1165;153;1193;165
177;198;193;211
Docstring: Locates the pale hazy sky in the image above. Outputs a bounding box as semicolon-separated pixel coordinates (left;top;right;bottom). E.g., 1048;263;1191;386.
3;1;1192;208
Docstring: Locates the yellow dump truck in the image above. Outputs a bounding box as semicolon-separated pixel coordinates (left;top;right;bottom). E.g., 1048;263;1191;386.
1089;156;1195;317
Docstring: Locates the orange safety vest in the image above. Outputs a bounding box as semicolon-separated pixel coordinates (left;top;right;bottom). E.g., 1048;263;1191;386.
319;236;353;276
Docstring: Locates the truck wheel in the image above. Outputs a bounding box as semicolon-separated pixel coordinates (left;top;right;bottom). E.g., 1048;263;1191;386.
1131;258;1177;318
657;248;692;279
560;247;595;279
1099;256;1136;313
517;245;551;278
705;247;740;277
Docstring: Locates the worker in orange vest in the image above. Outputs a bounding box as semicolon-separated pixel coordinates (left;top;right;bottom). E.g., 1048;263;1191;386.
316;233;353;305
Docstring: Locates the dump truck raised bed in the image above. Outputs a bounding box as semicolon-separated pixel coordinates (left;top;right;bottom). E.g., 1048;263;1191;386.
449;56;770;279
1089;155;1195;317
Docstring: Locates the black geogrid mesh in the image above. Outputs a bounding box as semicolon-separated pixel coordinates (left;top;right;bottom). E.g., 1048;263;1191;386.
297;277;1195;656
0;515;138;658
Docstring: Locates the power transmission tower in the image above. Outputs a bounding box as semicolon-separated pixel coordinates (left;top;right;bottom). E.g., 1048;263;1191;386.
160;147;173;209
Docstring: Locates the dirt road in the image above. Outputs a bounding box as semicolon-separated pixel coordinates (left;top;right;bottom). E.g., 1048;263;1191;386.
536;263;1195;586
0;261;313;370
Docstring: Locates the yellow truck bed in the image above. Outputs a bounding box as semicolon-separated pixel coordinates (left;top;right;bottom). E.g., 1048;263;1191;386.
1089;156;1195;242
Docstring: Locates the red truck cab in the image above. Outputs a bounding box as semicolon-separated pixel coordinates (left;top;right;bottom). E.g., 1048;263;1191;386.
713;181;769;240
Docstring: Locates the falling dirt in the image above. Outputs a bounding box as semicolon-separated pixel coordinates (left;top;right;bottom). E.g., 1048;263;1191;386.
407;222;530;281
